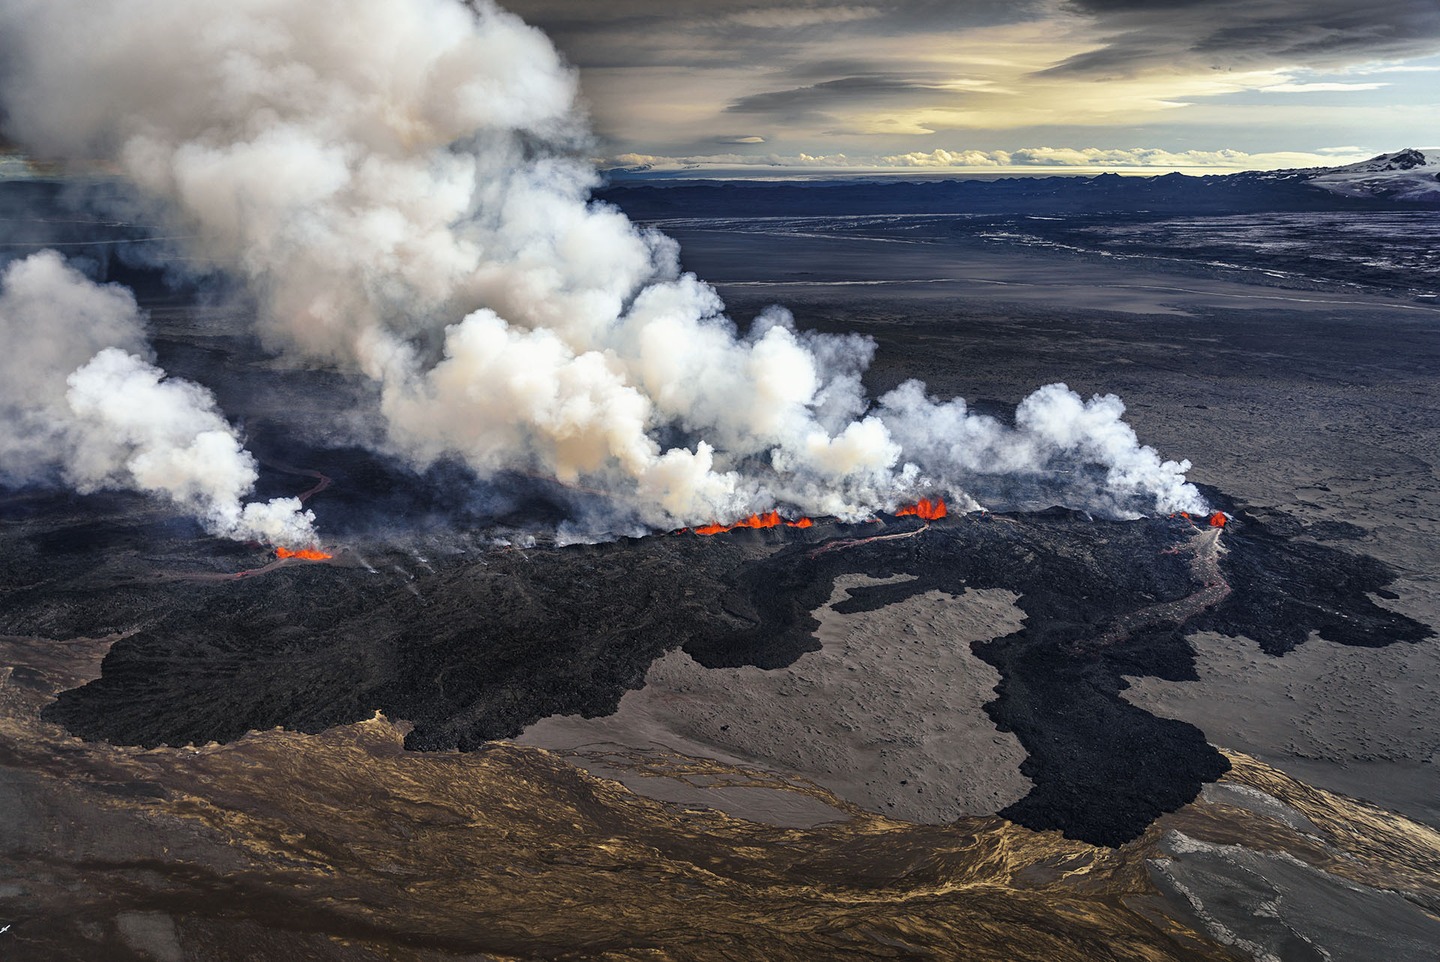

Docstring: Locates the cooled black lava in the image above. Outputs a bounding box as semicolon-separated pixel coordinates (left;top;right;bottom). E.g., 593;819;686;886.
5;484;1426;847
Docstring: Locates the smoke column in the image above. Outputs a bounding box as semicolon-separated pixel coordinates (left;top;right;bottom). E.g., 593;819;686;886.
0;0;1206;531
0;251;317;546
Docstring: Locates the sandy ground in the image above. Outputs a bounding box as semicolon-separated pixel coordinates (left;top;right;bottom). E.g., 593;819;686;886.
1126;630;1440;828
663;225;1440;320
1150;822;1440;962
516;575;1032;824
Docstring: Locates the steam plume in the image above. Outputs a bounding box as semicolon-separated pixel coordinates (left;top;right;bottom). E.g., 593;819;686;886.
0;0;1206;530
0;251;317;546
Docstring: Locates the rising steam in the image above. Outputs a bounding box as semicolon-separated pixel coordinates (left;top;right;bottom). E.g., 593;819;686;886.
0;0;1206;534
0;252;317;546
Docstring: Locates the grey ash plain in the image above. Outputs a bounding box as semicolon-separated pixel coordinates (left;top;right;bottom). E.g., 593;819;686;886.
655;205;1440;831
3;176;1440;958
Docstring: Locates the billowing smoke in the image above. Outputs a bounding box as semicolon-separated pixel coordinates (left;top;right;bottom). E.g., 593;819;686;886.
0;251;317;546
877;381;1202;517
0;0;1206;532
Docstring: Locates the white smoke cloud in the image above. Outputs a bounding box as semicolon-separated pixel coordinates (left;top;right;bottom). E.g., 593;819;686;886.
877;380;1204;517
0;251;317;546
0;0;1207;529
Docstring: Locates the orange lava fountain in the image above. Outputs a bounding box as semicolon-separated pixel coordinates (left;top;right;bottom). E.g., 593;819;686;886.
896;498;947;521
1208;512;1228;528
693;511;815;536
276;546;333;561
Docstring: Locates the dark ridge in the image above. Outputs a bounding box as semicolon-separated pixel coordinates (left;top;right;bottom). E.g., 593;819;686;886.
593;168;1425;223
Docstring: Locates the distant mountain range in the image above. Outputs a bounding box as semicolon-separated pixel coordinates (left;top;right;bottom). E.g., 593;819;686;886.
597;150;1440;219
2;148;1435;221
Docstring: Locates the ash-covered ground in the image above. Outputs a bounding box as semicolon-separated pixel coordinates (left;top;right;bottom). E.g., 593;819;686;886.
5;473;1428;848
4;217;1435;847
4;193;1440;960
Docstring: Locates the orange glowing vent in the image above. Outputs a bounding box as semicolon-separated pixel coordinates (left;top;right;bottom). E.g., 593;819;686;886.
896;498;947;520
276;546;333;561
693;512;815;536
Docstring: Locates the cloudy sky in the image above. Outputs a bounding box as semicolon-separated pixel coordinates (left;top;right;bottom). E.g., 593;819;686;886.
504;0;1440;173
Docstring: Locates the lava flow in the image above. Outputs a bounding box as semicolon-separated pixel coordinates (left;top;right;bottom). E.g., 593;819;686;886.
693;511;814;536
276;546;333;561
897;498;948;520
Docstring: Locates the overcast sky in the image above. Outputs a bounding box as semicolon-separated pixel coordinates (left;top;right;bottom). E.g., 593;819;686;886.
503;0;1440;172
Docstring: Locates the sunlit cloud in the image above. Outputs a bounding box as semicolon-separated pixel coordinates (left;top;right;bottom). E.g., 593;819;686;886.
1261;82;1391;92
606;145;1375;173
506;0;1440;163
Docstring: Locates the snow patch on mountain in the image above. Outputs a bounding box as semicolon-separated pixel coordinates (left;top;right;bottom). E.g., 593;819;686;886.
1304;149;1440;203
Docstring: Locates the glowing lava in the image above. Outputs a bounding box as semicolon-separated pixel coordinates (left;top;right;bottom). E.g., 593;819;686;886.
897;498;948;521
1169;510;1226;528
276;546;333;561
693;511;814;536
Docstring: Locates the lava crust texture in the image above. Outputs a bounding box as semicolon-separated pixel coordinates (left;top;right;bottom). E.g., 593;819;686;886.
6;488;1428;846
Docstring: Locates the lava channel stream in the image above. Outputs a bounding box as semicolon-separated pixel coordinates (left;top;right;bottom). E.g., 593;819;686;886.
1078;523;1231;652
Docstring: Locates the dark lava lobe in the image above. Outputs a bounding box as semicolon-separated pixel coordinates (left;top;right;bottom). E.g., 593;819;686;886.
1194;496;1432;655
8;492;1431;847
723;509;1230;847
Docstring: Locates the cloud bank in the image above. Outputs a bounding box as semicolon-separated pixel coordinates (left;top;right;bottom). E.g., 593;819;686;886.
0;0;1206;536
608;145;1372;172
501;0;1440;163
1051;0;1440;78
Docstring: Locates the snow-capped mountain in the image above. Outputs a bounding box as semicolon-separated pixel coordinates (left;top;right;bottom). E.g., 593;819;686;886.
1302;149;1440;203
